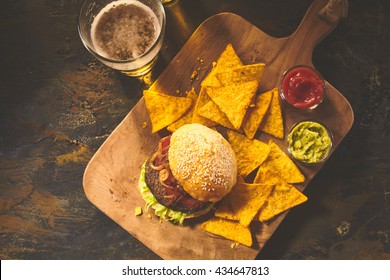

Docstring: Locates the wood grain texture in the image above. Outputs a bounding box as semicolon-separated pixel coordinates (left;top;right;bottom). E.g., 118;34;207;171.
83;0;353;259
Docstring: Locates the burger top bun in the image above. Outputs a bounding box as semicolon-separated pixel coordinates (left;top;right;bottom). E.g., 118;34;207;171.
168;123;237;203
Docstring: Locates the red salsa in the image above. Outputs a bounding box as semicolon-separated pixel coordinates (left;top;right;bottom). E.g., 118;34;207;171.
280;66;325;109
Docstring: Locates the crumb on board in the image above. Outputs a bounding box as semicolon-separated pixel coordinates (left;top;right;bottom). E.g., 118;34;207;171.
336;220;351;236
191;70;198;81
142;122;148;128
135;207;143;216
230;242;240;249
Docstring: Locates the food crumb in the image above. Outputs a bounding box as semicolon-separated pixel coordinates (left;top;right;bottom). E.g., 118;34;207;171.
142;122;148;128
230;242;240;249
336;220;351;236
147;214;152;219
191;70;198;81
135;207;143;216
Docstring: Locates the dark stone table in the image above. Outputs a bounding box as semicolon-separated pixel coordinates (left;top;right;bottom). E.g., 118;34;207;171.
1;0;389;259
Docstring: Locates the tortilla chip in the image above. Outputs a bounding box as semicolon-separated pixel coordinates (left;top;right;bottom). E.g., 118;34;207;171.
197;100;235;130
258;88;284;139
167;89;198;132
242;90;273;139
201;44;242;88
253;165;280;185
258;181;308;222
216;63;266;85
254;165;307;222
192;87;218;127
215;181;274;227
258;140;305;184
201;217;252;247
206;80;258;129
143;90;193;133
215;195;237;220
227;130;270;178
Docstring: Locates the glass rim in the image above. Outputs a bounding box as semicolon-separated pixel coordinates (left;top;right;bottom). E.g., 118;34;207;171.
77;0;166;64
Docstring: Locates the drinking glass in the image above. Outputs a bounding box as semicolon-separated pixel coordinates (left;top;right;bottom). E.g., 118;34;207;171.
78;0;166;76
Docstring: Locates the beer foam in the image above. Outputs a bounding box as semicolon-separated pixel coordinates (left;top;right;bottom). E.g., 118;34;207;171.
91;0;161;61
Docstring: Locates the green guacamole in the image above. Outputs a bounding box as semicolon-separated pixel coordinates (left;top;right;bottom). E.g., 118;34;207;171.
287;121;332;163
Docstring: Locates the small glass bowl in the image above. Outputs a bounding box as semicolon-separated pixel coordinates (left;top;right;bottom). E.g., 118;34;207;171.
287;120;333;164
279;65;326;110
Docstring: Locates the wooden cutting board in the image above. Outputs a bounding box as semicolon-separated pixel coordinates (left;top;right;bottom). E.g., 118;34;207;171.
83;0;353;259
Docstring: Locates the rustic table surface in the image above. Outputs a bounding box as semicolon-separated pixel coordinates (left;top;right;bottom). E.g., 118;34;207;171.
1;0;389;260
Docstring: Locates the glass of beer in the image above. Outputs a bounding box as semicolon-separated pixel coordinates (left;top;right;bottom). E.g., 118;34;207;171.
78;0;166;77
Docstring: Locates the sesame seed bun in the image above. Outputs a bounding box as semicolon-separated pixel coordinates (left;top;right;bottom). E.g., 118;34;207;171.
168;124;237;203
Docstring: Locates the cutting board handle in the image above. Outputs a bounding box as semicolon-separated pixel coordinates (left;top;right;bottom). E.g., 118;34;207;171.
286;0;348;65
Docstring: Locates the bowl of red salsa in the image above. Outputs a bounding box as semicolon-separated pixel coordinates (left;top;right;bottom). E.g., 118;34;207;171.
279;65;326;110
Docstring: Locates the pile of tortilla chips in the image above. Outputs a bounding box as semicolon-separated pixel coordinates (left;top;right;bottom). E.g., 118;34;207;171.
142;44;308;248
143;44;284;139
201;138;307;247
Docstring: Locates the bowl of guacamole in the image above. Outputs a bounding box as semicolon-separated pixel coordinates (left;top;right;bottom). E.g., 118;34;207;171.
287;121;332;164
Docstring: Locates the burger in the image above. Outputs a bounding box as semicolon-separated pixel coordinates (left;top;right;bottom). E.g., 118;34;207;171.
139;123;237;224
